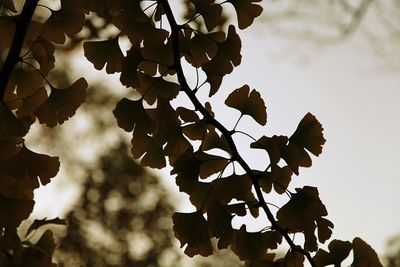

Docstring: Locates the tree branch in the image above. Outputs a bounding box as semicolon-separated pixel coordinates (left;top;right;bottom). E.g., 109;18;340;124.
0;0;39;103
159;0;316;265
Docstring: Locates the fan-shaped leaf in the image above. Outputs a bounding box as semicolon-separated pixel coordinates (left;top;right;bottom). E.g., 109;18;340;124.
276;186;333;251
0;195;34;228
35;78;87;127
191;0;222;31
250;135;288;164
41;0;86;44
131;135;166;169
313;239;352;266
29;37;55;75
137;73;180;105
227;0;263;29
352;237;383;266
172;211;212;257
203;25;241;96
225;84;267;125
290;112;326;156
120;45;144;88
83;37;124;74
113;98;153;137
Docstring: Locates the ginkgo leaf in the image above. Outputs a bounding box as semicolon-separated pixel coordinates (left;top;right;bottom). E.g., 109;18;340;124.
250;135;288;164
191;0;222;31
352;237;383;266
289;112;326;157
0;145;60;186
0;103;30;136
137;73;180;105
41;0;86;44
201;127;231;154
83;37;124;74
29;36;55;75
276;186;333;251
172;211;212;257
212;174;256;204
280;250;305;267
141;35;173;68
25;218;66;237
225;84;267;125
206;197;233;238
113;98;153;137
120;45;144;88
131;135;166;169
270;165;293;194
171;148;200;194
15;87;48;118
231;225;282;260
281;142;312;175
5;69;43;100
196;151;229;179
313;239;352;266
227;0;263;29
34;229;57;256
203;25;241;96
0;195;34;228
35;78;87;127
176;107;199;123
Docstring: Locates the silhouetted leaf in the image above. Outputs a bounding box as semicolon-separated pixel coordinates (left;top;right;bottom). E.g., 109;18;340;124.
313;239;352;266
225;84;267;125
0;16;15;47
290;113;326;156
35;78;87;127
83;37;124;74
131;135;166;169
120;44;144;88
41;0;86;44
352;237;383;266
212;174;256;204
276;186;333;251
250;135;288;164
172;211;212;257
137;73;180;105
29;37;55;75
113;98;153;137
171;148;200;194
206;198;233;238
227;0;263;29
191;0;222;31
281;250;305;267
0;195;34;228
201;127;231;154
203;25;241;96
0;145;60;186
231;225;282;260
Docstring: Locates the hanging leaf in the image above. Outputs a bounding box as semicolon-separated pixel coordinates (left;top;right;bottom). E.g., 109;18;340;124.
250;135;288;165
203;25;241;96
35;78;87;127
212;174;256;204
0;195;34;228
29;36;55;75
113;98;153;137
231;225;282;260
0;145;60;186
227;0;263;29
172;211;212;257
289;112;326;157
313;239;353;266
137;73;180;105
41;0;86;44
131;135;166;169
171;148;200;194
225;84;267;125
280;250;305;267
190;0;222;31
83;37;124;74
120;44;145;88
276;186;333;251
206;197;233;238
201;127;231;154
352;237;383;266
15;87;48;118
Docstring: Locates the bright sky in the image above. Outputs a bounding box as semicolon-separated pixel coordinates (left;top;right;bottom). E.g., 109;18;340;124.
31;2;400;262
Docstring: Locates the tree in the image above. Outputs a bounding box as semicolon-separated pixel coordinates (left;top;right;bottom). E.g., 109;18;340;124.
0;1;383;266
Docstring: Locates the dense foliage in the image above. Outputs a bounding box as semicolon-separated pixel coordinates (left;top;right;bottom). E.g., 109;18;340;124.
0;0;383;266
